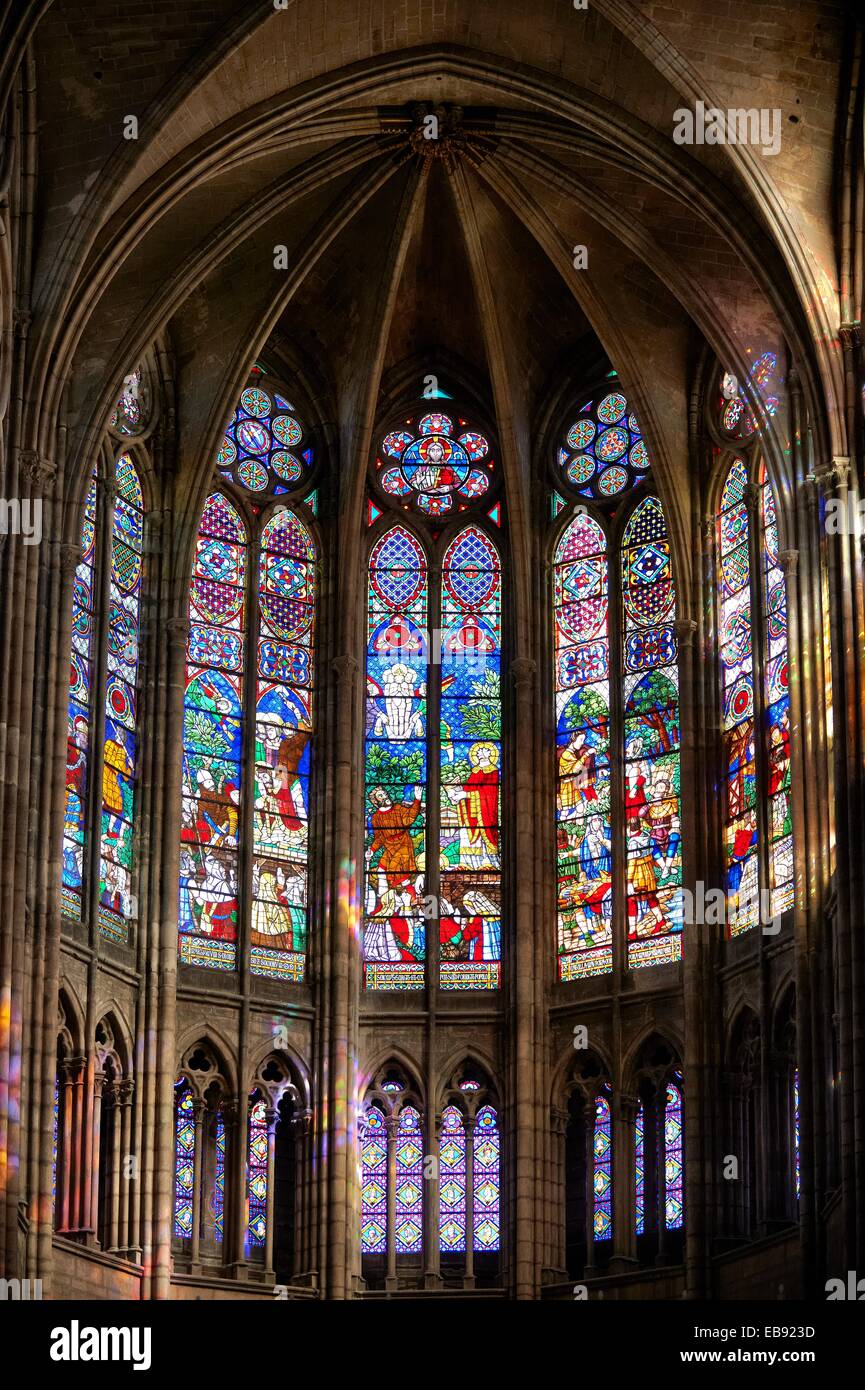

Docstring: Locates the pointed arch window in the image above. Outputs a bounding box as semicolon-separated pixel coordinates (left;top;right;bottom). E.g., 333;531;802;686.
633;1048;685;1256
179;378;318;977
63;442;145;944
717;457;792;933
363;513;502;991
554;387;681;978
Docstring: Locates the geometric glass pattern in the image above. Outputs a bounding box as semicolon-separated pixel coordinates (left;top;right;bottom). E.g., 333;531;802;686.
251;509;316;981
635;1100;645;1236
395;1105;424;1254
246;1094;269;1249
473;1105;500;1252
555;512;612;979
179;493;246;971
719;459;759;935
622;496;682;969
760;465;793;918
363;527;428;989
793;1067;800;1202
593;1090;613;1241
212;1110;226;1243
720;353;781;441
216;385;313;499
98;453;143;943
439;1105;467;1252
439;528;501;990
174;1080;195;1239
664;1077;684;1230
62;468;98;921
558;390;652;502
361;1106;388;1254
375;412;495;517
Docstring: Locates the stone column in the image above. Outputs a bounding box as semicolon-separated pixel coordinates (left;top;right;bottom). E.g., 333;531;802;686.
424;1109;442;1289
610;1092;638;1273
263;1104;278;1276
463;1114;476;1289
385;1113;399;1290
189;1096;205;1268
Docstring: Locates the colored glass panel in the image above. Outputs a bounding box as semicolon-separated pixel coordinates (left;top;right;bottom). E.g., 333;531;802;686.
439;1105;467;1252
62;470;97;920
363;527;428;990
664;1079;684;1230
635;1101;645;1235
719;460;759;935
559;390;651;501
622;497;682;969
212;1110;226;1242
473;1105;500;1252
246;1094;269;1249
179;493;246;971
98;454;143;944
760;468;793;918
593;1091;612;1241
793;1067;800;1201
218;388;312;496
174;1081;195;1238
555;512;612;979
251;510;315;982
440;527;501;991
375;413;495;515
395;1105;424;1253
361;1107;388;1254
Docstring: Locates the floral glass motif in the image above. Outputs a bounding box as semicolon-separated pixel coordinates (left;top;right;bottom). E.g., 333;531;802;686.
62;469;98;921
622;496;682;969
217;386;313;498
439;1105;467;1253
720;353;781;440
594;1091;613;1241
174;1081;195;1239
110;368;144;436
555;512;612;979
440;528;502;990
665;1078;684;1230
180;493;246;971
719;460;759;934
395;1105;424;1254
558;391;652;501
363;527;428;990
361;1107;388;1254
251;510;315;981
376;412;494;516
760;466;793;917
246;1095;269;1249
473;1105;500;1252
793;1068;800;1201
212;1110;226;1243
98;454;143;944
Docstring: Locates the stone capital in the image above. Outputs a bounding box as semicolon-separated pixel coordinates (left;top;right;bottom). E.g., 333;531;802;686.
674;618;698;646
780;549;798;577
165;618;190;650
59;542;82;576
17;448;57;490
332;654;359;684
510;657;536;690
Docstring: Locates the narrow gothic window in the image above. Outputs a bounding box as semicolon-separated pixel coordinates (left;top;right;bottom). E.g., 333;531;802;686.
180;377;317;977
363;408;503;991
554;384;681;979
172;1048;230;1267
564;1060;613;1275
632;1040;684;1258
244;1058;298;1276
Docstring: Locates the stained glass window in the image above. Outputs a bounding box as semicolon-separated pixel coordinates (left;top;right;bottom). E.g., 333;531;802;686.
360;1106;388;1254
719;353;780;440
793;1067;800;1201
622;497;682;968
251;510;315;981
558;392;652;500
440;528;502;990
555;512;612;979
395;1105;424;1254
719;460;758;933
664;1077;684;1230
174;1080;195;1239
473;1104;500;1252
216;386;313;496
97;454;143;944
439;1105;467;1253
180;493;246;971
62;469;97;921
635;1101;645;1236
363;526;428;990
761;467;793;916
593;1090;613;1241
212;1109;226;1243
718;459;792;934
375;412;495;516
246;1094;269;1250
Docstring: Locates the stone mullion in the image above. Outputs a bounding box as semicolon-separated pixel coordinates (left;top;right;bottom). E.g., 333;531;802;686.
583;1090;597;1276
424;557;442;1288
385;1113;398;1289
263;1104;277;1275
611;1092;637;1271
189;1096;205;1267
87;1068;106;1237
550;1104;568;1276
117;1080;134;1253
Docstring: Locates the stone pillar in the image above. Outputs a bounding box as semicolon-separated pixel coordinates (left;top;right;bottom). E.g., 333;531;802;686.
464;1114;476;1289
189;1096;205;1268
610;1092;638;1273
263;1104;278;1276
424;1110;442;1289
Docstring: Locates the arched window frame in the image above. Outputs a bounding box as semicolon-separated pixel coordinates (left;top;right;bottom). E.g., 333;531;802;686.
243;1054;301;1277
362;432;506;994
714;449;794;937
179;372;322;980
93;1014;134;1254
438;1065;501;1276
631;1040;685;1260
563;1055;614;1277
53;993;83;1234
551;419;683;980
62;426;152;946
172;1043;232;1269
359;1066;427;1280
